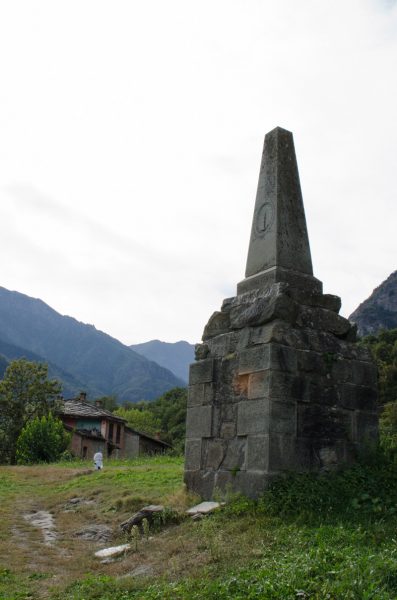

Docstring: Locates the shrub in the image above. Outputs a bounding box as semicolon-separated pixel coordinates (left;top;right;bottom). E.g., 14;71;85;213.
16;413;71;464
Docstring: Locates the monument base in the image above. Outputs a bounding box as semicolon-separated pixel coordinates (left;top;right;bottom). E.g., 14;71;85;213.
184;281;378;500
237;266;323;295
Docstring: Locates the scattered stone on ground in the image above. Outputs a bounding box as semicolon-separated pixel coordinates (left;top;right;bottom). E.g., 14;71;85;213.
191;513;204;521
73;524;113;542
186;501;221;516
23;510;57;545
120;505;164;533
94;543;131;559
63;497;95;511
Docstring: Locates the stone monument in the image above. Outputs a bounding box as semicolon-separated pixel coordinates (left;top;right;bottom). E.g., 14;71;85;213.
184;126;378;499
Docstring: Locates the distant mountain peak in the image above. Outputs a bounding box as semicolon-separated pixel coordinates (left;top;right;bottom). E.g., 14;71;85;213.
349;271;397;337
130;339;195;383
0;286;184;402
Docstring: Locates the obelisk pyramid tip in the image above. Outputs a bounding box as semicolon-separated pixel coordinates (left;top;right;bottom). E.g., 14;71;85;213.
241;127;314;288
266;126;293;138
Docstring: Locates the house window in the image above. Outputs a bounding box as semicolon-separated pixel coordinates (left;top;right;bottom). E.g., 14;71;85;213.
108;422;114;441
116;424;121;444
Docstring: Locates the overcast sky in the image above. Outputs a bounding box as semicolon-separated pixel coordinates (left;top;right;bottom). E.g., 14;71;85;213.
0;0;396;346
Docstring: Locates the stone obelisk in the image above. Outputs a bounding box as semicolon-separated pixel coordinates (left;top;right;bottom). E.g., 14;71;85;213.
184;127;378;500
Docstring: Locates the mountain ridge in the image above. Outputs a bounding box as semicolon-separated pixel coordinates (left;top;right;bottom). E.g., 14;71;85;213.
349;271;397;337
0;286;184;402
130;339;195;382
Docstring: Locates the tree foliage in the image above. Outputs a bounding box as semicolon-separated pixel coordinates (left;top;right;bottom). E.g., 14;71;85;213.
0;359;62;464
121;387;187;453
16;413;71;464
360;329;397;457
113;406;161;436
360;328;397;405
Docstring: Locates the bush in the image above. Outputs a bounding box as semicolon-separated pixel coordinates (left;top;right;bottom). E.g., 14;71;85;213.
16;413;71;464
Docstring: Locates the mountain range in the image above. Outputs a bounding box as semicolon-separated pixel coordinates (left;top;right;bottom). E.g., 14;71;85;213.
0;286;185;402
349;271;397;337
130;339;194;383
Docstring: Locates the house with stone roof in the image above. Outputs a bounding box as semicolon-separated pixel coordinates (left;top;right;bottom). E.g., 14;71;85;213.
59;392;171;460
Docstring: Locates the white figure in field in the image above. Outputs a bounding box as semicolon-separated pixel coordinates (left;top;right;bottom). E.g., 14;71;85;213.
93;451;103;470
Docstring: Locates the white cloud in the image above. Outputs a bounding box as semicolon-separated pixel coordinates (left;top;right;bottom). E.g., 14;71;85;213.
0;0;396;344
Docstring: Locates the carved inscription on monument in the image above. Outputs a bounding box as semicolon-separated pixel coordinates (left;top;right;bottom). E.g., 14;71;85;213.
254;202;275;238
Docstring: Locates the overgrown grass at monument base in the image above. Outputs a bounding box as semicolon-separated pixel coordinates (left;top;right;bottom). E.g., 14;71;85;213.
2;455;397;599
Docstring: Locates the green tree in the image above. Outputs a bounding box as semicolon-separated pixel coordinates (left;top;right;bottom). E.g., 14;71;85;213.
146;387;187;453
113;407;161;436
0;359;62;464
16;413;71;464
360;329;397;405
118;387;187;452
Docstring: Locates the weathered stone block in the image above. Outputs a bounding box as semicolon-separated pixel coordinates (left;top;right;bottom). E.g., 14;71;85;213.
271;344;298;372
297;404;350;439
237;267;322;296
186;406;213;438
268;371;305;400
195;343;209;360
189;359;214;385
205;440;225;470
239;345;270;374
230;293;298;330
297;306;352;338
296;349;327;374
184;470;215;500
221;437;247;470
203;311;230;340
207;332;238;357
270;400;297;434
247;434;269;471
185;439;202;471
290;289;341;313
233;470;268;498
339;384;377;411
237;399;269;435
187;383;215;407
301;375;338;405
267;434;308;472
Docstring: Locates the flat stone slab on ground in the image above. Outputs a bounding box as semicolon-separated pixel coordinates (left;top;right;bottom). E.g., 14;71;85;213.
23;510;57;545
94;543;131;558
186;501;221;515
74;524;112;542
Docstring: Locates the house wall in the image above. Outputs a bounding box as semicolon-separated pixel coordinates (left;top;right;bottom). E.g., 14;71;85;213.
70;432;106;460
139;437;168;455
123;430;140;458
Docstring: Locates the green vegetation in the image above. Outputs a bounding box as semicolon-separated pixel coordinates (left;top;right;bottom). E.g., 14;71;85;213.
16;413;71;464
114;407;161;437
360;328;397;455
360;328;397;405
118;387;187;451
0;359;62;464
1;453;397;599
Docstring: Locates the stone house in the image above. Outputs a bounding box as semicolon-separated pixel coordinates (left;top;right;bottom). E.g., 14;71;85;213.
59;393;171;459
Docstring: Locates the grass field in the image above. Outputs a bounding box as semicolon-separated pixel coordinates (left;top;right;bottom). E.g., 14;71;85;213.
2;455;397;599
